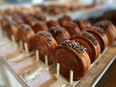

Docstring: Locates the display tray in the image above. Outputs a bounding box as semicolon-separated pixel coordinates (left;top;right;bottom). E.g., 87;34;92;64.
0;34;116;87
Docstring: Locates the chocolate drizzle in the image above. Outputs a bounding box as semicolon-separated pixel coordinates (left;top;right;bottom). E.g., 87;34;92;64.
61;40;86;53
77;31;98;45
37;31;52;44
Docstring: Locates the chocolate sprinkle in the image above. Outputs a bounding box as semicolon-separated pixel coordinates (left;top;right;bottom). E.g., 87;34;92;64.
37;31;52;44
6;20;17;27
49;26;65;33
77;31;98;45
19;24;31;32
94;20;112;31
14;18;24;24
92;26;105;35
74;19;91;28
61;40;86;53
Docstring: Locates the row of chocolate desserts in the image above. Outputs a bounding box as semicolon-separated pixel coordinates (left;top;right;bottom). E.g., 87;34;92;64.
1;14;116;81
0;2;99;17
37;2;97;15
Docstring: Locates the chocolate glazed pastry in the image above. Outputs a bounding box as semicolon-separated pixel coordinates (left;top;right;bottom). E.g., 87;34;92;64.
85;26;108;53
46;20;60;28
58;15;72;26
49;6;61;15
54;40;90;80
63;22;81;36
32;21;48;33
23;16;38;26
93;26;108;47
12;14;24;25
71;31;100;63
12;17;24;25
73;19;92;31
18;24;35;50
49;26;70;44
1;17;9;30
34;13;46;22
30;31;57;64
5;20;19;41
94;20;116;45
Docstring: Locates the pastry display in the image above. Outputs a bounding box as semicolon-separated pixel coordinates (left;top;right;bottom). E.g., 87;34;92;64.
49;26;70;44
0;5;116;87
30;31;57;64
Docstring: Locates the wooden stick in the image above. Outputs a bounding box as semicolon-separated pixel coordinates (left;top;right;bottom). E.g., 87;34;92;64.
0;23;2;37
45;55;48;66
35;50;39;62
24;42;29;53
69;70;73;85
56;63;60;76
11;35;16;46
19;40;23;49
